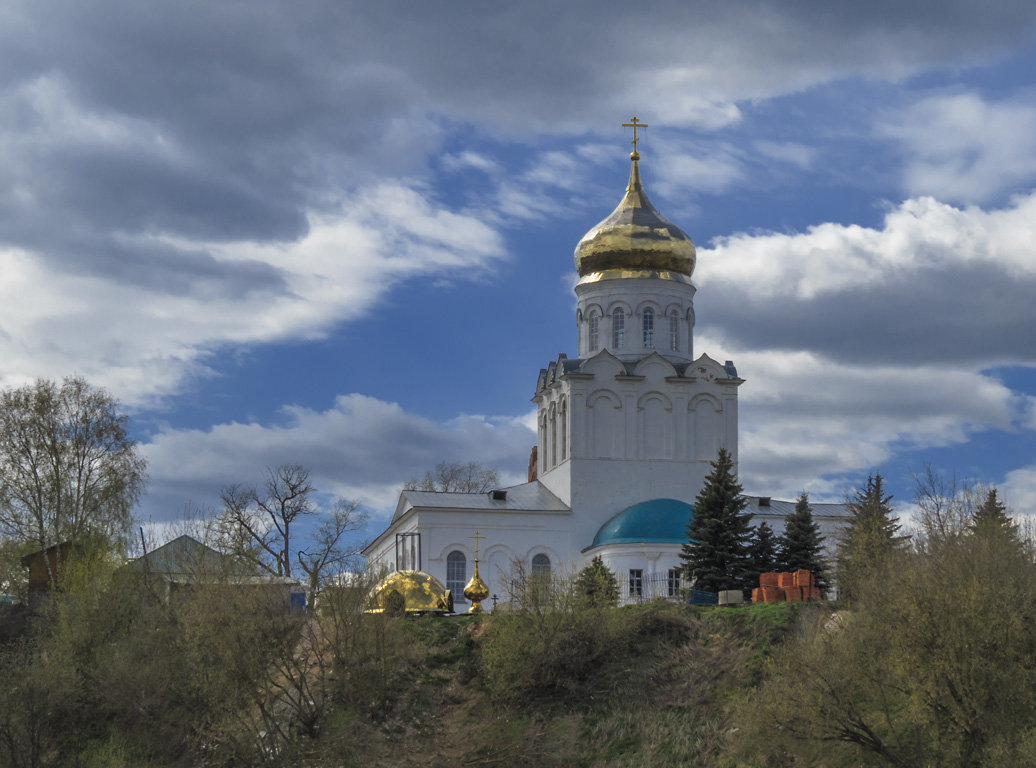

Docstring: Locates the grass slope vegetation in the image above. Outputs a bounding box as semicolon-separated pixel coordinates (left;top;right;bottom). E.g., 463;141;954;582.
3;517;1036;767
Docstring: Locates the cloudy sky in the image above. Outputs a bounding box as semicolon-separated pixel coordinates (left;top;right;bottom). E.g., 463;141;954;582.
3;1;1036;542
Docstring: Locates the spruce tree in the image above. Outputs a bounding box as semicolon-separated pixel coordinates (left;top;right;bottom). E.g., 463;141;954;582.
574;555;619;608
778;492;828;588
680;447;752;593
746;522;778;588
969;488;1018;540
835;474;901;601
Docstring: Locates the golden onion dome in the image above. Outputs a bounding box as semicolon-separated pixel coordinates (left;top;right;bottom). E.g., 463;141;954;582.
366;570;454;615
574;153;696;284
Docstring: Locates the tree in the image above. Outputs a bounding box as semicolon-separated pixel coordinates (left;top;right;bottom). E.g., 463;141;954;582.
738;527;1036;767
296;498;367;602
912;463;976;554
746;522;778;585
777;492;828;588
836;474;901;601
0;376;146;586
680;447;752;593
220;464;364;593
970;487;1018;541
220;464;315;578
404;461;499;493
574;555;619;608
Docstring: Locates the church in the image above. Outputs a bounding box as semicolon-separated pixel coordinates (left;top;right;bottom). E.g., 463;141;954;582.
363;124;851;607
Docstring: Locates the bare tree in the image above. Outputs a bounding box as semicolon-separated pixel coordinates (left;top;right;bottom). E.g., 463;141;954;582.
297;498;367;602
220;464;315;578
404;461;499;493
0;376;147;586
911;463;978;554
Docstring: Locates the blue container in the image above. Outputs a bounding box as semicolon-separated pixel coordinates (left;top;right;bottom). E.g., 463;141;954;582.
687;589;718;605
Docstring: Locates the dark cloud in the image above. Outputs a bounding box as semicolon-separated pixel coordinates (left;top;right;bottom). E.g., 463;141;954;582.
2;0;1035;284
702;263;1036;367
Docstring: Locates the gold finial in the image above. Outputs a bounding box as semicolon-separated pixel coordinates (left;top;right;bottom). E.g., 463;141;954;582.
622;116;648;160
464;530;490;614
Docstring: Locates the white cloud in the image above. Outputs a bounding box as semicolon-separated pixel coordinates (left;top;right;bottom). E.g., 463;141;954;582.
1003;466;1036;514
881;92;1036;204
0;184;506;405
140;394;535;522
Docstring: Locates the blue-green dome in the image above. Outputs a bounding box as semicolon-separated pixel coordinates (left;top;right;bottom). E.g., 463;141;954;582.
591;498;693;547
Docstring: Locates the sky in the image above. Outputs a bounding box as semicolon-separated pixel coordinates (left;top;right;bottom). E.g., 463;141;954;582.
3;1;1036;547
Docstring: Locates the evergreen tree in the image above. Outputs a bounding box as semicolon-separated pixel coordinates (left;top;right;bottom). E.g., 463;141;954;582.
969;488;1018;540
680;447;752;593
574;555;619;608
778;492;828;588
746;522;778;587
835;474;901;601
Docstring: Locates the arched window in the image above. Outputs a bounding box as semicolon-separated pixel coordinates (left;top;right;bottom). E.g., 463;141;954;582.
588;312;600;352
669;311;679;351
612;308;625;349
549;408;557;468
642;308;654;348
560;399;567;461
532;553;551;579
446;551;467;603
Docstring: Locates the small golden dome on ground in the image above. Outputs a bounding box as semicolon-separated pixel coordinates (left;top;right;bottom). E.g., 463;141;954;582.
366;570;453;615
574;153;696;284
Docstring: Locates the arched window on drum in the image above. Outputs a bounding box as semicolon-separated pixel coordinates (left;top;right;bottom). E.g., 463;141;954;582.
446;551;467;603
642;308;654;348
612;308;625;349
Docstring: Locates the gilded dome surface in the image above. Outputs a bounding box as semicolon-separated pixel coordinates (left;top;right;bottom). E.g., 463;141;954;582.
574;155;696;283
366;569;453;614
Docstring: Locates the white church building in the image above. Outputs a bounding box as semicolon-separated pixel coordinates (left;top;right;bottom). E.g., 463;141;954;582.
363;136;850;607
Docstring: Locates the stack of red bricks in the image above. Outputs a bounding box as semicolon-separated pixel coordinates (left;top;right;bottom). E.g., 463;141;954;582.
751;570;825;602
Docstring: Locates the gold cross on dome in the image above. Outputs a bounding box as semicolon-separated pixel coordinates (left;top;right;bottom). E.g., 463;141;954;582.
470;530;485;559
622;116;648;152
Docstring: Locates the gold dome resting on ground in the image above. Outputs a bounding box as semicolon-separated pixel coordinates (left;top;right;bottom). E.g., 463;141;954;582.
366;570;454;615
573;153;696;285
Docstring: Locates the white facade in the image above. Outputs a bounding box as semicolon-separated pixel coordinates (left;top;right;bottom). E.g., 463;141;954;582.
362;150;852;606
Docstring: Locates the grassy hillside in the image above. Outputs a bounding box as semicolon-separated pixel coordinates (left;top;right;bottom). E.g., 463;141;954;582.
300;601;807;768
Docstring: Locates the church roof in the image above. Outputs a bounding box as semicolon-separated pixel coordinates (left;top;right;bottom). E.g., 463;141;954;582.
590;498;693;548
745;496;853;518
391;480;569;522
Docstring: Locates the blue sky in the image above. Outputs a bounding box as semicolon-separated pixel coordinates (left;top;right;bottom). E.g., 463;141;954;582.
2;2;1036;545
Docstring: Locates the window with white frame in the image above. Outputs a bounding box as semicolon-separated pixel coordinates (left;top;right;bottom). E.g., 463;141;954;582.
612;308;625;349
560;400;567;460
642;308;654;348
446;551;467;603
668;568;682;597
629;568;643;598
669;311;679;351
588;313;599;352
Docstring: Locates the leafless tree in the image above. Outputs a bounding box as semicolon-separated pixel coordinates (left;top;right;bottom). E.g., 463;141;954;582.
404;461;499;493
297;498;367;602
911;463;979;554
220;464;315;578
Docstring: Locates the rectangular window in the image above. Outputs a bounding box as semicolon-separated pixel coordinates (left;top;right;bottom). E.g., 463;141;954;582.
669;313;679;351
629;569;643;598
667;568;681;597
588;314;599;352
